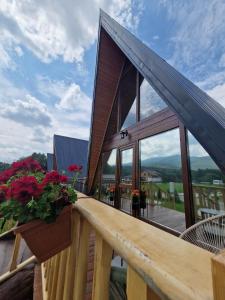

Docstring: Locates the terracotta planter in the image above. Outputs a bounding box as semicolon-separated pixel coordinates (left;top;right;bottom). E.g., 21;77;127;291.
14;205;72;263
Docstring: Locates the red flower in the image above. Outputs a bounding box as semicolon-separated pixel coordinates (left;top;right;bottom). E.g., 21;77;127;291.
8;176;42;204
0;185;8;203
0;169;13;184
60;175;68;183
11;157;43;174
42;171;68;186
68;164;82;172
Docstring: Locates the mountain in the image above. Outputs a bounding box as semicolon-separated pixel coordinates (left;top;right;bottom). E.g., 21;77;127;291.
141;155;218;170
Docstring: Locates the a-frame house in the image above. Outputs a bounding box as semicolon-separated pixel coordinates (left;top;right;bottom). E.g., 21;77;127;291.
87;10;225;234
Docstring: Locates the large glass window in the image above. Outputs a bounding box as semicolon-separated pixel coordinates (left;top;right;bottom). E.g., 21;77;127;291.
140;128;185;232
120;148;133;213
140;79;167;120
121;98;136;130
188;132;225;221
100;149;117;206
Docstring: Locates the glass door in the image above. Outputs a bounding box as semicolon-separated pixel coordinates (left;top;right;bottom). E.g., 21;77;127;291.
120;147;134;214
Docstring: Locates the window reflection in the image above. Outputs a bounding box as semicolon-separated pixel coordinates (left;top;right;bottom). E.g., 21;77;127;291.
121;98;136;130
140;79;167;120
140;129;185;232
120;148;133;213
100;149;117;206
188;132;225;221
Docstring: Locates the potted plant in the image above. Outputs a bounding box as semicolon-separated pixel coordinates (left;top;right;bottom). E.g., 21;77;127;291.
131;189;140;217
108;185;115;202
0;157;79;262
140;190;147;209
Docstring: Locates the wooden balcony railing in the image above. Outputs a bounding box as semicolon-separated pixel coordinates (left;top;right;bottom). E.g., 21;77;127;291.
40;192;225;300
1;192;225;299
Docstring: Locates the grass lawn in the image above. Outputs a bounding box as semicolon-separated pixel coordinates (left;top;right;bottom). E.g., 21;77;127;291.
162;201;185;213
141;182;183;193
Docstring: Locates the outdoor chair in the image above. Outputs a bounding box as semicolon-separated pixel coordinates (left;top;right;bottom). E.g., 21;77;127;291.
180;213;225;253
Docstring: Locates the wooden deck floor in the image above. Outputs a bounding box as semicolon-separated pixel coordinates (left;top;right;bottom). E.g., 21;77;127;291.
102;197;186;233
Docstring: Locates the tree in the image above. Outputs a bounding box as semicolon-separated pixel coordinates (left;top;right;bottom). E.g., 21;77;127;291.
0;162;11;172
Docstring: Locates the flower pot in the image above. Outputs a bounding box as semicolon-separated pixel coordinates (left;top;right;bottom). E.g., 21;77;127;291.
14;205;72;263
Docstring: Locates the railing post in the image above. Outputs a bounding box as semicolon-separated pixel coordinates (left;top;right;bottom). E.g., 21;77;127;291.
9;233;21;271
211;251;225;299
92;233;113;300
73;217;91;300
127;266;160;300
63;211;80;300
49;254;61;300
55;249;68;300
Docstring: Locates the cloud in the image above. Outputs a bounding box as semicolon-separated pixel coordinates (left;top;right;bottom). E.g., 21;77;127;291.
140;128;181;160
14;46;23;57
56;83;91;113
37;76;68;100
31;127;51;144
159;0;225;75
152;35;159;40
0;0;142;64
207;83;225;108
0;94;53;127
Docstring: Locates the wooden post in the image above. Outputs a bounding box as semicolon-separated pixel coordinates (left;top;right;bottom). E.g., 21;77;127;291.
92;233;113;300
9;233;21;271
63;211;80;300
211;251;225;300
49;254;61;300
55;249;68;300
127;266;160;300
46;257;54;293
73;218;91;300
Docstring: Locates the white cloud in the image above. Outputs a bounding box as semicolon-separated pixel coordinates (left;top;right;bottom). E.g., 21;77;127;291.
140;129;181;160
152;35;159;40
160;0;225;72
0;0;142;64
14;46;23;57
207;83;225;108
37;76;68;100
0;94;53;127
56;83;92;114
0;69;91;162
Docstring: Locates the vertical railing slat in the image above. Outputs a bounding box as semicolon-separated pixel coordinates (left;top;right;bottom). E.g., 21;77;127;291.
63;211;80;300
127;266;160;300
9;233;21;271
92;233;113;300
73;217;91;300
49;254;61;300
211;251;225;300
55;249;68;300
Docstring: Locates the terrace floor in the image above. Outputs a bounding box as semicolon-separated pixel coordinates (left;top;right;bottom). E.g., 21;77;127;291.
102;197;186;233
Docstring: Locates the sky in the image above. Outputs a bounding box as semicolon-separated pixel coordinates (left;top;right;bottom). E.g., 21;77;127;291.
0;0;225;163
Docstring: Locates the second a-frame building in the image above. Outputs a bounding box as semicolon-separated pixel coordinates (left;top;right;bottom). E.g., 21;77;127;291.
87;10;225;234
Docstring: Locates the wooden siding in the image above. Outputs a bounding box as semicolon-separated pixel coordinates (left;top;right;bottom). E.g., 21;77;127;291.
87;28;125;192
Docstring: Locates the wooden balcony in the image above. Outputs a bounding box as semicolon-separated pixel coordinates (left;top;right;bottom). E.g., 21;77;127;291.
1;192;225;299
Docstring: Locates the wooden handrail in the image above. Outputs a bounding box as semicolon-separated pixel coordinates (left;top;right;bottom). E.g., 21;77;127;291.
3;192;223;299
75;195;214;300
40;194;225;299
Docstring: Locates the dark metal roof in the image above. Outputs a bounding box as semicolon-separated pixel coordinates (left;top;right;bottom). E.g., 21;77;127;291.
99;10;225;173
47;153;53;171
54;135;88;178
